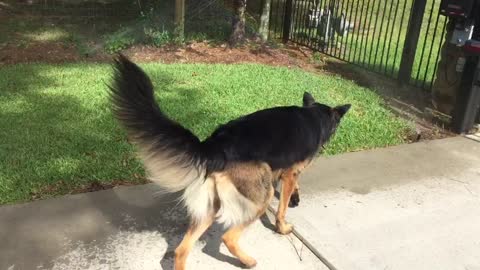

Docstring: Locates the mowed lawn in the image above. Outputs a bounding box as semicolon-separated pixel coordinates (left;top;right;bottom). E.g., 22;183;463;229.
0;63;412;204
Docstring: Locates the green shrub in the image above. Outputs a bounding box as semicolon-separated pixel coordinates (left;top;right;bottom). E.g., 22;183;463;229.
104;28;136;53
144;27;171;47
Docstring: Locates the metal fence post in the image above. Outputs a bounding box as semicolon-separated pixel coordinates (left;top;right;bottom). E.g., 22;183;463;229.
283;0;294;43
452;57;480;133
452;3;480;133
398;0;427;84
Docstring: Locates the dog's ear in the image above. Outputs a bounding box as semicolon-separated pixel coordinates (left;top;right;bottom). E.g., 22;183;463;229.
303;92;316;107
333;104;351;118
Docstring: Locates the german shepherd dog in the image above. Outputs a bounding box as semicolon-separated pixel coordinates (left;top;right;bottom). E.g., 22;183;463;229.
109;55;350;270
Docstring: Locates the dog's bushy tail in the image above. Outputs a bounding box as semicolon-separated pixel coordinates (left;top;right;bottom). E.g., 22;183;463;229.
109;55;224;193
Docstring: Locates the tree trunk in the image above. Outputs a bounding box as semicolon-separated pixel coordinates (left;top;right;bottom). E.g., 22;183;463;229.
258;0;271;41
174;0;185;42
230;0;247;46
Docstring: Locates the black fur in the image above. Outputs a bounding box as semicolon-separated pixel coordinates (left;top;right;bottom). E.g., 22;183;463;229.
109;55;350;177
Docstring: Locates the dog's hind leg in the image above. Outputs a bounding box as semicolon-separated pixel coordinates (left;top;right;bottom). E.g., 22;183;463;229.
175;216;214;270
222;192;273;269
222;224;257;268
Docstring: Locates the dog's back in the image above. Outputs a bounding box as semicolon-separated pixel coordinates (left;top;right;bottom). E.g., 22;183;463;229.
203;105;334;171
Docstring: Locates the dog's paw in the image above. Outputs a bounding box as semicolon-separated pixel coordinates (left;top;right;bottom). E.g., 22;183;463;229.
276;221;294;235
288;192;300;208
241;257;257;268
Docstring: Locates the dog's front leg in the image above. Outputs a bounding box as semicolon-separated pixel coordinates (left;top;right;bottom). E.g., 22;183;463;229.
275;169;297;234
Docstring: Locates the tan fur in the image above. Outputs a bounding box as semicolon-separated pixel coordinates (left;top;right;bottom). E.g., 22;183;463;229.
174;160;310;269
175;216;215;270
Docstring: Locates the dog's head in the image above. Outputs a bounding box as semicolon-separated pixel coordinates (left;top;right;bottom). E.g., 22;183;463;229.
302;91;351;142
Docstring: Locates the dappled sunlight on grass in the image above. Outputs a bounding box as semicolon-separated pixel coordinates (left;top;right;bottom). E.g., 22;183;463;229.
0;63;413;204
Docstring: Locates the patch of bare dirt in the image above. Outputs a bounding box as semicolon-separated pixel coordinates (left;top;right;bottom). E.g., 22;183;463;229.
403;121;455;143
123;42;316;69
0;40;317;70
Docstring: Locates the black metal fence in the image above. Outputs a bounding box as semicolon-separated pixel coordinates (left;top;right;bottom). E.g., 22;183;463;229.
269;0;448;90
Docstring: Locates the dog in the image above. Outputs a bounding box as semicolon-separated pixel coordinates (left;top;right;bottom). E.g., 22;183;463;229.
109;55;350;270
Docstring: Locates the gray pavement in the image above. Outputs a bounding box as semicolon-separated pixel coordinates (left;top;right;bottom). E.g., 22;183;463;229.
275;136;480;270
1;136;479;270
0;184;325;270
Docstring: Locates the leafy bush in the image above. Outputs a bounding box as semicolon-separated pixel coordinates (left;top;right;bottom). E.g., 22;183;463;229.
104;28;136;54
144;27;171;47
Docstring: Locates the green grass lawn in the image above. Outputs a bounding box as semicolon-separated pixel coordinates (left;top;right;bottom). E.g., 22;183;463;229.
0;63;412;204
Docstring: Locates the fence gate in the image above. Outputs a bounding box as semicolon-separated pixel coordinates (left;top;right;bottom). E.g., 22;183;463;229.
269;0;448;91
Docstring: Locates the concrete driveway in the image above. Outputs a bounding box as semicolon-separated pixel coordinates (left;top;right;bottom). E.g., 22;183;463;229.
274;136;480;270
0;185;324;270
1;136;479;270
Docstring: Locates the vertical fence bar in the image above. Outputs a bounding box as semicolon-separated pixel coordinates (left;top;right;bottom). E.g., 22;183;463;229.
359;0;372;66
326;0;335;55
367;0;382;68
318;0;329;52
343;0;355;61
365;0;374;65
298;0;308;44
292;0;303;43
430;19;447;89
299;0;310;45
398;0;427;85
294;0;304;44
306;0;314;46
383;0;398;74
422;9;443;89
391;0;410;77
276;0;282;38
414;0;435;87
306;0;316;48
332;0;340;57
273;0;281;37
291;0;300;43
280;0;287;39
373;0;388;70
330;0;338;54
268;0;275;38
342;0;351;59
340;0;349;59
314;0;321;48
353;0;365;63
282;0;294;43
335;0;344;58
350;0;361;62
290;0;298;42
